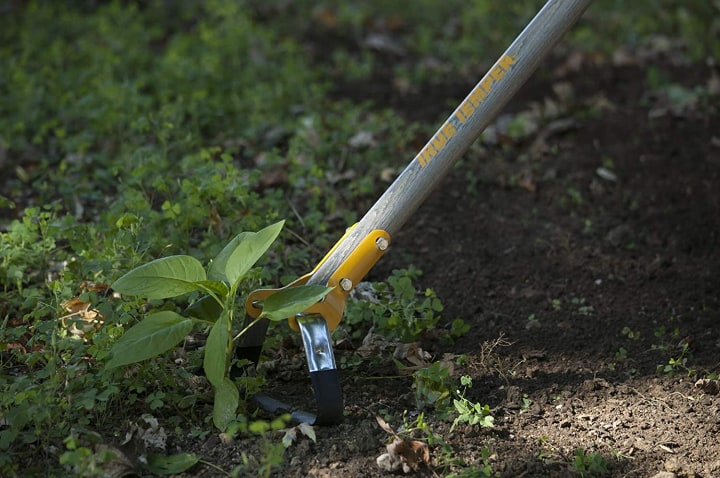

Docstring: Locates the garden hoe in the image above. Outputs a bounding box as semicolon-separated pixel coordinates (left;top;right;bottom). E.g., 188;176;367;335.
236;0;593;425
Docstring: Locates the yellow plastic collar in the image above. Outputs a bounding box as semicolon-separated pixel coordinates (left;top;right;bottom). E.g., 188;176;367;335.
245;227;390;331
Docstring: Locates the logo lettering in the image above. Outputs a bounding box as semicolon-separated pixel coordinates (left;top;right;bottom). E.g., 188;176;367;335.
416;54;517;168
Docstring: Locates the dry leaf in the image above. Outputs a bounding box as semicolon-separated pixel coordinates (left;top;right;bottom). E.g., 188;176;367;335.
375;415;395;435
386;436;430;473
393;343;431;369
60;297;104;337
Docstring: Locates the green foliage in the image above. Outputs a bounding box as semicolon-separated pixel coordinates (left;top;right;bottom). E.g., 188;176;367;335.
0;207;57;295
656;343;695;377
60;434;116;478
0;0;715;474
451;376;495;431
228;414;291;478
145;452;201;476
345;268;446;342
572;448;609;477
399;412;497;477
413;361;454;411
107;221;332;431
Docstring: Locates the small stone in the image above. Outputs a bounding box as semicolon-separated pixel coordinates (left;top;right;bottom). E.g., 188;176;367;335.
376;452;402;472
650;472;676;478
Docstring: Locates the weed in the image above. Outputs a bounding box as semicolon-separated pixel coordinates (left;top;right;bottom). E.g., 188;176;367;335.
526;313;541;330
344;268;447;342
652;324;681;351
451;376;495;431
622;326;640;341
228;414;291;478
656;343;695;378
474;334;520;385
551;298;563;311
413;361;454;412
59;434;114;478
571;297;594;316
572;448;609;477
398;413;497;477
520;394;533;414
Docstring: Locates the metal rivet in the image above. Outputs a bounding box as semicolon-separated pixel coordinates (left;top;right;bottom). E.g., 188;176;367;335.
339;278;353;291
375;237;389;251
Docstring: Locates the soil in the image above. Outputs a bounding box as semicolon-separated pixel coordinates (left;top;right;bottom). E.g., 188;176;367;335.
176;40;720;478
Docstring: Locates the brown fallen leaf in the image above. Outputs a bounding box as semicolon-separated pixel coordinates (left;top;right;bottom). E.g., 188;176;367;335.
60;297;104;338
393;342;431;368
375;416;430;473
375;415;395;435
387;436;430;473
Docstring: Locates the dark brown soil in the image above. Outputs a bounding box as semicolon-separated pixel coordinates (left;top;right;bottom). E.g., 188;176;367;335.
183;48;720;477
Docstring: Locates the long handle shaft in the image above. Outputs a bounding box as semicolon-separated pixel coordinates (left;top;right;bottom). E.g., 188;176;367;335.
309;0;593;286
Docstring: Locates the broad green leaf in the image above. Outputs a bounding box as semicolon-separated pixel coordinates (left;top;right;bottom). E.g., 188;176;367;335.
260;285;333;321
112;255;206;299
145;452;200;475
185;295;223;322
208;221;284;286
194;280;229;298
204;314;229;387
106;311;193;369
213;377;239;431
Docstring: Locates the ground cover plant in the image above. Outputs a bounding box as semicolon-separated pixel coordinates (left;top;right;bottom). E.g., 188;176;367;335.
1;1;719;476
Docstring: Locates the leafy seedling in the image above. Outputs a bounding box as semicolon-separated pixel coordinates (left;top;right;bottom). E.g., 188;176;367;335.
107;221;332;430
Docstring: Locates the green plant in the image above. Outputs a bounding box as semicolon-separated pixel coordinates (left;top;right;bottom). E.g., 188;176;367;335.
228;414;292;478
413;361;454;411
344;268;445;342
450;376;494;431
106;221;332;431
59;433;201;477
621;326;640;341
572;448;609;477
59;434;116;478
446;448;497;478
398;413;497;477
656;343;695;378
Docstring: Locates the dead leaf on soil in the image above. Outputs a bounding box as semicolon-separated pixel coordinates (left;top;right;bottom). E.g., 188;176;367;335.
393;342;431;369
122;414;168;453
376;437;430;474
357;327;397;358
60;297;104;338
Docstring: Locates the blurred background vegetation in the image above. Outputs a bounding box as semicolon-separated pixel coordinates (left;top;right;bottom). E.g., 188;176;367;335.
0;0;717;474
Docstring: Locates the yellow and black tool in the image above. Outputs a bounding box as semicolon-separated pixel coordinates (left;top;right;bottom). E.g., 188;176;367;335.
235;0;593;425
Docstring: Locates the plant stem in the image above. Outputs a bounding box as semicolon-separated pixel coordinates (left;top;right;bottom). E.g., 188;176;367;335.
232;316;262;343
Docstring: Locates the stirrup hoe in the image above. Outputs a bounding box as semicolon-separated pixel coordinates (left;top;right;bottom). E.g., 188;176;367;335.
236;0;593;425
